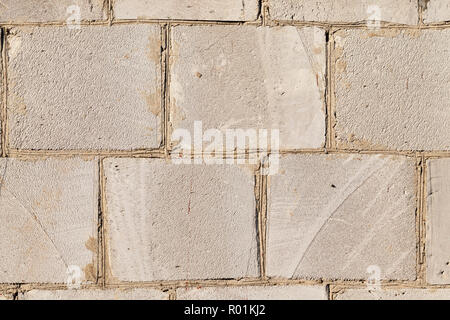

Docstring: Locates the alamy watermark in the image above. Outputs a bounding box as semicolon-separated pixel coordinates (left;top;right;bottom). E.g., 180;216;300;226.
171;121;280;175
367;5;381;30
366;265;381;291
66;265;82;289
66;4;81;29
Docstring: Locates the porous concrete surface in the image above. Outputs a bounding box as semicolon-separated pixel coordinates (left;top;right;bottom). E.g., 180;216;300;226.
0;0;106;23
335;288;450;300
7;25;162;151
2;0;450;301
170;25;326;151
422;0;450;23
334;29;450;151
268;0;418;24
176;285;327;300
0;292;12;300
19;288;169;300
266;154;417;280
426;159;450;284
104;159;259;281
113;0;259;21
0;158;98;283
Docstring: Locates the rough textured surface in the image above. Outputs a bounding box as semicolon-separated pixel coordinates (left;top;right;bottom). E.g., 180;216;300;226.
7;25;161;151
0;292;12;300
269;0;418;24
423;0;450;23
426;159;450;284
334;29;450;151
170;25;326;151
0;158;98;283
266;154;417;280
335;288;450;300
113;0;259;21
104;159;259;281
0;48;2;151
2;0;450;300
177;285;327;300
0;0;106;23
19;288;169;300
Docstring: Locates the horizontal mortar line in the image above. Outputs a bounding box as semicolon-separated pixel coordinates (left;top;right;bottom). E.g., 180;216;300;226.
422;152;450;158
11;283;123;291
2;149;450;159
0;19;260;28
271;20;450;29
6;149;166;158
330;282;450;290
0;19;449;28
112;18;262;25
0;278;426;290
326;149;450;157
0;20;110;27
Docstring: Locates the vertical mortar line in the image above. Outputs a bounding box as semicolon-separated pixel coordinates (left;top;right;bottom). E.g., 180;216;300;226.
257;0;263;25
326;28;336;150
163;23;171;157
325;284;332;300
414;154;422;283
98;157;107;288
169;288;177;300
12;288;19;300
262;0;267;26
256;168;264;278
418;0;424;26
419;154;427;284
108;0;113;25
259;162;268;279
414;153;426;284
324;27;331;151
1;27;8;157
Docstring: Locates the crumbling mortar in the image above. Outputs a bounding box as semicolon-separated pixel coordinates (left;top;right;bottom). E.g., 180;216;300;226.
256;0;263;23
1;27;7;157
108;0;113;25
3;149;450;161
419;0;431;25
162;23;170;157
257;166;267;279
325;27;333;150
415;154;426;283
98;158;106;287
0;18;449;28
7;278;444;293
419;156;428;284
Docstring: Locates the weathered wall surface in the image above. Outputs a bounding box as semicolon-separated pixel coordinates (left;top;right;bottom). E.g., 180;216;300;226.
0;0;449;300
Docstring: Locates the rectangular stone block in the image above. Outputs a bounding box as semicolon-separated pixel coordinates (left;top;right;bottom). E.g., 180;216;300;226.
113;0;259;21
104;159;259;281
422;0;450;23
426;158;450;284
7;25;162;151
334;29;450;151
269;0;418;24
0;158;98;283
266;154;417;280
335;287;450;300
19;288;169;300
177;285;327;300
170;25;326;151
0;0;106;23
